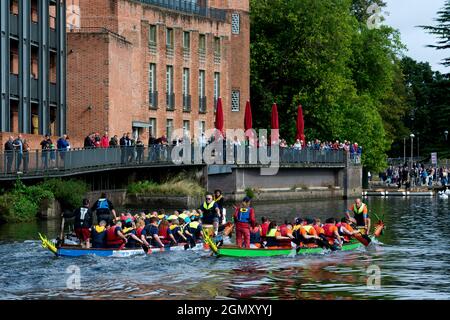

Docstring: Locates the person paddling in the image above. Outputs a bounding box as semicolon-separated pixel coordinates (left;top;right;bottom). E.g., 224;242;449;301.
106;220;127;249
91;220;108;248
141;217;165;249
323;218;343;249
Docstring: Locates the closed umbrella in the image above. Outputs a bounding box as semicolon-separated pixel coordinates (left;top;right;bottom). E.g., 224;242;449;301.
271;103;279;145
296;105;306;146
244;100;253;131
215;97;224;137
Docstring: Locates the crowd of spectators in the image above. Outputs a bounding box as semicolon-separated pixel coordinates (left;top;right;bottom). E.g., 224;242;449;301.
379;163;449;188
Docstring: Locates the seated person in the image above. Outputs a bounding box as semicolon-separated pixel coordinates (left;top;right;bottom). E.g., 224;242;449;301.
91;220;108;248
141;217;165;248
265;221;291;247
167;216;188;245
250;223;262;248
106;220;127;249
124;221;145;248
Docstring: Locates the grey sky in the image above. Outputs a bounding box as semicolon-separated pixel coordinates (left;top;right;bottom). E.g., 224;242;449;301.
383;0;448;74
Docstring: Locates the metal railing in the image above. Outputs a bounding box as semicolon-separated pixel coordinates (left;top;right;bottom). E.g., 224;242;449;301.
138;0;227;21
0;147;350;178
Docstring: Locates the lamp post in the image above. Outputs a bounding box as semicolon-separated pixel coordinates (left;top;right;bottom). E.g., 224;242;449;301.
403;137;406;165
445;130;448;141
410;133;415;169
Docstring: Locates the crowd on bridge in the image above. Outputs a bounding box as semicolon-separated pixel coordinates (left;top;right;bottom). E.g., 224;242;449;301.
379;163;449;188
2;130;363;175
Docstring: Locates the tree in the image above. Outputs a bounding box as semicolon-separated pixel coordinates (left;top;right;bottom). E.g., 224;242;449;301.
420;0;450;67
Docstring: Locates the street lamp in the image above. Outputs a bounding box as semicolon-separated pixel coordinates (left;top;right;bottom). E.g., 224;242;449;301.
410;133;415;169
445;130;448;141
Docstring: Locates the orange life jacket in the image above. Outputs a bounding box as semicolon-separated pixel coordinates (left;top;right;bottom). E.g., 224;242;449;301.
106;226;123;245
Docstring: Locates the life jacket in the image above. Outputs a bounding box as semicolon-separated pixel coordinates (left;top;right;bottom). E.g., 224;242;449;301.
353;203;366;215
158;225;168;239
266;228;277;237
237;207;251;223
189;221;200;230
313;225;324;235
250;226;261;244
214;195;223;202
136;226;144;238
91;225;107;246
302;225;315;235
337;222;353;241
106;225;123;245
279;224;288;236
323;224;336;238
96;199;109;210
261;222;270;237
202;201;216;211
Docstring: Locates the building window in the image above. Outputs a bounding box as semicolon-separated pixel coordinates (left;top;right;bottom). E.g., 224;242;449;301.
149;118;157;137
200;121;206;135
183;31;190;51
231;90;240;112
149;63;157;108
166;66;174;109
149;24;157;46
166;119;173;140
183;120;190;136
183;68;191;111
199;70;206;113
199;34;206;53
166;28;174;48
232;13;240;34
214;72;220;110
214;37;221;57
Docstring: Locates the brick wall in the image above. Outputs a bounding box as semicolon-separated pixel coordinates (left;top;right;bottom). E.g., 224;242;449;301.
66;0;249;144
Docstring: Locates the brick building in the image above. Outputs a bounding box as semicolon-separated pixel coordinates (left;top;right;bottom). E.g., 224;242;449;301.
67;0;250;144
0;0;66;148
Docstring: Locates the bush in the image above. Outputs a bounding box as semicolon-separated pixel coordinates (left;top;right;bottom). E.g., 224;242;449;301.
39;179;88;210
0;180;54;223
245;187;256;199
127;178;205;197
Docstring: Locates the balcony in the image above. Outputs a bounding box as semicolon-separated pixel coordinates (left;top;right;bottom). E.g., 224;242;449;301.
199;96;207;114
138;0;226;21
166;92;175;111
149;91;158;109
183;95;191;112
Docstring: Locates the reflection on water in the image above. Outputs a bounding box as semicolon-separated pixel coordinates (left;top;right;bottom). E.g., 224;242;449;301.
0;197;450;300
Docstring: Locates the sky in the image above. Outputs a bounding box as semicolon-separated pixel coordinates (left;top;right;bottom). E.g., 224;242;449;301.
383;0;448;74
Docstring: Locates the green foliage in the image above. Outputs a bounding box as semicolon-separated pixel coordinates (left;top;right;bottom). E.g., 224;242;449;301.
39;179;88;210
250;0;411;171
245;187;256;199
0;179;54;223
127;178;205;197
420;0;450;66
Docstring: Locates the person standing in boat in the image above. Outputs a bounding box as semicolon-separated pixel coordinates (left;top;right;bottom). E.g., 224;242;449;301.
233;196;256;248
197;194;221;235
91;192;117;226
214;189;226;224
73;198;93;248
345;198;371;234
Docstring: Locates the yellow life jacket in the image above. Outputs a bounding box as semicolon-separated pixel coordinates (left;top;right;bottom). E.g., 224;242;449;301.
214;195;223;202
189;221;200;229
266;228;277;237
353;203;366;215
302;225;313;234
293;225;302;232
202;201;216;211
122;227;134;234
94;225;105;233
169;224;179;231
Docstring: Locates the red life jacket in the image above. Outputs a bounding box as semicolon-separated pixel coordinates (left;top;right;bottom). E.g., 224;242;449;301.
158;226;168;239
261;222;270;237
106;226;123;245
323;224;336;238
136;227;144;238
279;224;288;237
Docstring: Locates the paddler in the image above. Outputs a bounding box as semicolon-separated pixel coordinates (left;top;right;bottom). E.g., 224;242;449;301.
346;198;371;234
233;196;256;248
91;220;108;248
183;216;202;249
141;217;165;249
337;217;360;242
167;215;188;245
197;194;221;235
124;221;145;248
265;221;290;247
106;220;128;248
323;218;343;249
296;218;321;246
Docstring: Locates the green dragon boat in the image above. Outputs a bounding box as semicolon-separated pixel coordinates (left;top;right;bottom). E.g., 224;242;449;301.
202;231;365;258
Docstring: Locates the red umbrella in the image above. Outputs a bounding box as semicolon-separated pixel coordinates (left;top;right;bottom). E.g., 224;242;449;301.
215;97;224;137
271;103;279;144
244;101;253;131
296;104;306;145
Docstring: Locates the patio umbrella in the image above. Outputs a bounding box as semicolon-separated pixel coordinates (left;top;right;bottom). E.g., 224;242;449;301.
296;104;306;145
244;100;253;131
271;103;279;145
215;97;224;137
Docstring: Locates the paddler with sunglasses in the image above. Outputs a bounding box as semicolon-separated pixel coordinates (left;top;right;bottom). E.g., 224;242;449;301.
197;194;221;236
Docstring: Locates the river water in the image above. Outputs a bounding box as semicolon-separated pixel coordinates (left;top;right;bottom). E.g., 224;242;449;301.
0;197;449;300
